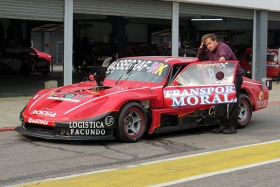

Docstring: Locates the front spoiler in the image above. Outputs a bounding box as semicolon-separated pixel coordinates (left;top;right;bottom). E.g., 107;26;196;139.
15;126;115;141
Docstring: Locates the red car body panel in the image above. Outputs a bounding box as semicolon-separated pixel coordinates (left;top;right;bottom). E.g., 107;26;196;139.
239;48;280;77
15;56;269;141
32;47;53;63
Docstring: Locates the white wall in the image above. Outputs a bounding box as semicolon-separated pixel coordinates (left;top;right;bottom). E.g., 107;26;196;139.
31;32;43;51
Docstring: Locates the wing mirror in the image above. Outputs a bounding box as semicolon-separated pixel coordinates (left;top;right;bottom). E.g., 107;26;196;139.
89;66;107;86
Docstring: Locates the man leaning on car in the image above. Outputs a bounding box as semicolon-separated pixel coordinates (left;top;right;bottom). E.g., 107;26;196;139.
197;33;243;134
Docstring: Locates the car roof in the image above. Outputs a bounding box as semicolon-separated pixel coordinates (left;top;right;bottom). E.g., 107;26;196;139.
117;56;199;65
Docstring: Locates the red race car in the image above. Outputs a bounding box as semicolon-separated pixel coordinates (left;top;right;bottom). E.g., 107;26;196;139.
0;47;52;75
239;48;280;78
15;56;269;142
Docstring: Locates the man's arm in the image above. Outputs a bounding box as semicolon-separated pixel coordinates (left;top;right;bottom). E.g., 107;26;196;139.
218;44;233;60
197;43;209;61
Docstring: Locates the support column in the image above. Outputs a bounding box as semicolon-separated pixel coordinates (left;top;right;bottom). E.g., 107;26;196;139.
107;16;129;59
252;10;268;81
26;22;32;47
63;0;73;85
8;19;22;45
43;32;50;54
171;2;179;56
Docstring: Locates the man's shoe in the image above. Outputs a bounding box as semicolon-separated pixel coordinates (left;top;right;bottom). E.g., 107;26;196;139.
213;124;228;133
223;125;237;134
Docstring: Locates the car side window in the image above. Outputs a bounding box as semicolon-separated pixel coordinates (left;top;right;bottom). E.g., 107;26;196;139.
166;65;186;85
175;62;236;86
267;52;276;61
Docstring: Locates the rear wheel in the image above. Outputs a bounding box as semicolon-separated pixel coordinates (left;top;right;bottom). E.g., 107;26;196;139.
237;93;252;129
116;102;147;143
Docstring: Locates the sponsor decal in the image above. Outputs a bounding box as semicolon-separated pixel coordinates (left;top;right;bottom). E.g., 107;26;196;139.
88;91;100;95
257;92;268;107
197;62;228;70
69;121;106;136
31;110;56;117
105;116;114;126
107;59;169;76
70;129;106;136
164;86;236;107
28;118;48;125
47;92;92;103
208;106;216;116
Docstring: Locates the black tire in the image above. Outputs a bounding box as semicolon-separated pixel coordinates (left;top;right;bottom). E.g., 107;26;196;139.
116;102;147;143
41;71;50;75
19;64;31;75
41;61;50;75
237;93;252;129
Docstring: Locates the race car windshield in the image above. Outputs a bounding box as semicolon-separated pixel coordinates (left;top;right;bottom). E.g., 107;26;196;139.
106;59;170;83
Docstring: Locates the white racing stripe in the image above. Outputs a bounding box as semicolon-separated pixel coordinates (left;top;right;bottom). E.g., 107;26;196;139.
243;80;261;85
64;86;151;114
28;88;60;110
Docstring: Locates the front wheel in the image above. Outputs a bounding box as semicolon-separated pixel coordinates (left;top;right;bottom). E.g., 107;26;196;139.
116;102;147;143
237;93;252;129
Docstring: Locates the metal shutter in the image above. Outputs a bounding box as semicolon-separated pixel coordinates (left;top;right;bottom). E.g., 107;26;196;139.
268;11;280;21
0;0;64;22
74;0;173;20
180;3;254;20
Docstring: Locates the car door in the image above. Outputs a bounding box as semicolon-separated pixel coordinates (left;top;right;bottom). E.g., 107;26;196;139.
163;61;238;111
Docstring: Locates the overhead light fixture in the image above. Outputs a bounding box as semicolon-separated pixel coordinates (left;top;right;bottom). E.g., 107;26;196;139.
191;18;223;21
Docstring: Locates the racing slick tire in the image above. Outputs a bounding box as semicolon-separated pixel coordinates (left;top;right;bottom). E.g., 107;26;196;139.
237;93;252;129
116;102;147;143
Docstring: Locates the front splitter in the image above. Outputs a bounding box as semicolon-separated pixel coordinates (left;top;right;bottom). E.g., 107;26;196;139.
15;126;115;141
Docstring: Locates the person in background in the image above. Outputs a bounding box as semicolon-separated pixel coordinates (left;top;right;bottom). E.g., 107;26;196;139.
73;37;83;72
197;33;243;134
82;36;92;67
276;71;280;84
224;36;235;53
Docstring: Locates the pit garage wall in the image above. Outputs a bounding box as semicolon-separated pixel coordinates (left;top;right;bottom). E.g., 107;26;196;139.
74;0;172;19
0;0;63;21
165;0;280;13
168;0;280;21
79;22;148;43
30;22;148;64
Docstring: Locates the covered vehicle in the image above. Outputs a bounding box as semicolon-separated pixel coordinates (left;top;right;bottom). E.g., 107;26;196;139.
0;47;52;75
239;48;280;78
15;56;269;142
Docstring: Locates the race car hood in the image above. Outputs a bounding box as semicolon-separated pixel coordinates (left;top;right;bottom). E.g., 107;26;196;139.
23;82;157;125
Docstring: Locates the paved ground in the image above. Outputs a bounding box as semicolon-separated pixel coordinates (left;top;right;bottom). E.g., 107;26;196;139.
0;65;84;97
0;67;279;129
